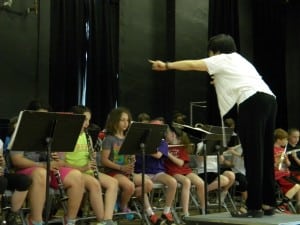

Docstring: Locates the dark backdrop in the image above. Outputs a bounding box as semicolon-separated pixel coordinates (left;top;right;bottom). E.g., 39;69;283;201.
1;0;300;131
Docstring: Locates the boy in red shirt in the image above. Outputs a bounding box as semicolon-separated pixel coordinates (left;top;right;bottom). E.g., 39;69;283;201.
274;128;300;213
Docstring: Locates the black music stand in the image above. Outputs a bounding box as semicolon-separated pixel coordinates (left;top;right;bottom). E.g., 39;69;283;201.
173;123;233;213
119;122;167;224
8;110;85;225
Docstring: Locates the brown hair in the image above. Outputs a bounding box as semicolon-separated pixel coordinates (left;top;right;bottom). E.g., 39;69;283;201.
274;128;288;141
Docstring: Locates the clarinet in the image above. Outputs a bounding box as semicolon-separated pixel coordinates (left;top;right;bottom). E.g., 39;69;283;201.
54;169;68;213
51;152;68;212
85;129;100;179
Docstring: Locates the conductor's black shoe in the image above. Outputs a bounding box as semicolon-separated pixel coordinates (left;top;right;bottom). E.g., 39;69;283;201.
262;207;275;216
230;209;263;218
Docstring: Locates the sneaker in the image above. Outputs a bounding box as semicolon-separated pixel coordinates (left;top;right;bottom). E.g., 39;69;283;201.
26;217;45;225
64;217;77;225
122;207;134;220
277;203;292;214
102;219;117;225
161;212;175;225
149;214;165;225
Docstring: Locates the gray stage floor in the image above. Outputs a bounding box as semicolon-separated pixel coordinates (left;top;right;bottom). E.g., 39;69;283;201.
184;212;300;225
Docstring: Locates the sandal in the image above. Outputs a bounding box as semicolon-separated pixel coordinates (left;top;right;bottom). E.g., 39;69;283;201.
230;209;263;218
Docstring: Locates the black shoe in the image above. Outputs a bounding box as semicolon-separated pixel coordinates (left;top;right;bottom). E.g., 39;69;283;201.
5;210;19;225
231;209;264;218
262;207;275;216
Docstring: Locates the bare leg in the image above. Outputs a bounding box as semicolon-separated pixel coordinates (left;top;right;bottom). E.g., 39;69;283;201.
155;173;177;208
114;174;135;210
28;168;46;222
186;173;205;212
133;174;153;197
207;175;229;192
174;174;191;215
10;190;28;212
99;173;118;220
63;169;84;220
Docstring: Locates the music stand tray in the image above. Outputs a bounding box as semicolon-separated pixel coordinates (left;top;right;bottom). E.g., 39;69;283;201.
8;110;85;224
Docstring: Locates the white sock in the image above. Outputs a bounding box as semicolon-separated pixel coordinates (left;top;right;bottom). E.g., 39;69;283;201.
146;207;154;216
163;207;171;214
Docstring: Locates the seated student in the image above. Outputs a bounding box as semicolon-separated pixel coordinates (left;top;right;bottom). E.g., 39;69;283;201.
134;119;177;225
274;128;300;214
63;105;118;225
195;142;236;204
164;125;206;217
0;138;32;225
287;128;300;180
137;112;151;123
9;106;84;225
101;107;164;225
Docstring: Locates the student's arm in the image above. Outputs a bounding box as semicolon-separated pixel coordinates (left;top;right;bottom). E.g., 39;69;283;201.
151;151;163;159
10;153;42;169
149;59;208;72
167;152;184;167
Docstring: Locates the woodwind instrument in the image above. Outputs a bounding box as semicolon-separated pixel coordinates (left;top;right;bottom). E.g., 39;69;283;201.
278;145;287;170
51;152;68;213
54;169;68;213
286;148;300;155
126;155;135;181
85;129;100;179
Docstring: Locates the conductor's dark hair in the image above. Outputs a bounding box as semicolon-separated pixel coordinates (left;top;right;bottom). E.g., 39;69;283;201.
207;34;237;54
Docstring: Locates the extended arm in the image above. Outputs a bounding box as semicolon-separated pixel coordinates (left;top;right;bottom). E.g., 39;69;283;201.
149;59;208;72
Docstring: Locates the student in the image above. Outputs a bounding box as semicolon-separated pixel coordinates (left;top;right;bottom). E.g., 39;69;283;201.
0;138;32;225
101;107;164;225
164;125;206;217
63;105;119;225
9;105;84;225
274;128;300;214
134;119;177;225
287;128;300;180
195;145;236;205
137;112;151;123
149;33;277;217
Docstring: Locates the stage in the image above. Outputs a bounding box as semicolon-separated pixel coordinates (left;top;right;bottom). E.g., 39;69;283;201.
184;212;300;225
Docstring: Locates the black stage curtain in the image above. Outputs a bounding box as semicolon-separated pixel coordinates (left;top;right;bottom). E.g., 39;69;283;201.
49;0;119;127
49;0;87;112
252;0;287;128
207;0;240;125
85;0;119;128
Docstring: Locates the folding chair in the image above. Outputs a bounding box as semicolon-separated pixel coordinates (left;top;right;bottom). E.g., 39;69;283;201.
149;182;181;225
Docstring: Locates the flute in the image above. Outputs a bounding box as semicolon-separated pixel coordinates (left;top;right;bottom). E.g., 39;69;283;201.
85;129;100;179
286;148;300;155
